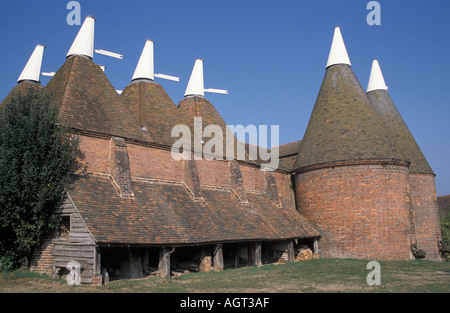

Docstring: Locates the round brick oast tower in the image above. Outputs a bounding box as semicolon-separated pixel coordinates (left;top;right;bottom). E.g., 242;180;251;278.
367;81;442;261
295;161;413;260
293;33;415;260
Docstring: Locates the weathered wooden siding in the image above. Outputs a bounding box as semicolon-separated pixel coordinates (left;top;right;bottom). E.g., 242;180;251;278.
52;196;96;284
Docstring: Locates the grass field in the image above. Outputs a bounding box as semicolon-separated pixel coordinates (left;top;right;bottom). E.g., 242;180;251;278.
0;258;449;293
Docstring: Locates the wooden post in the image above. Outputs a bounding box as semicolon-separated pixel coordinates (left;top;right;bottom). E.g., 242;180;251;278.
102;267;109;285
255;242;262;267
129;248;144;279
313;238;319;256
248;242;261;266
213;244;224;271
158;247;171;278
142;249;150;275
248;244;255;266
93;248;103;286
287;240;295;262
95;248;101;276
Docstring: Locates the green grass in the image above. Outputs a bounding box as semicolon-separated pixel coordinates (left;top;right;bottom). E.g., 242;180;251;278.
1;259;449;293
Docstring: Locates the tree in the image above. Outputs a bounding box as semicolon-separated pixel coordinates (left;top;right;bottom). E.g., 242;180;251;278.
0;87;79;270
441;212;450;262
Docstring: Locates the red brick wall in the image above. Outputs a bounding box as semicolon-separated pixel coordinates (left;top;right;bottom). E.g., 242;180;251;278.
77;135;110;174
295;164;414;260
410;173;443;260
76;134;290;198
240;165;265;193
196;159;230;188
77;135;183;183
30;237;55;275
126;143;182;182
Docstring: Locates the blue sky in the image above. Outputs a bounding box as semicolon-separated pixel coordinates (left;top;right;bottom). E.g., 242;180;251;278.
0;0;449;195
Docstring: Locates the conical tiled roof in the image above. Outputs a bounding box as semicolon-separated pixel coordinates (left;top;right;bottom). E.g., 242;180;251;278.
44;55;152;142
293;63;406;171
177;96;249;160
177;96;228;157
121;80;184;146
178;96;227;129
367;88;434;174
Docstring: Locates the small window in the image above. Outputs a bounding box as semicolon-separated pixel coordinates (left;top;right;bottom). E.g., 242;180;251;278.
60;216;71;238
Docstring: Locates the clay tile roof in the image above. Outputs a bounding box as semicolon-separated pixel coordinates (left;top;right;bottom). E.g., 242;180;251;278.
255;140;300;172
367;89;434;175
67;175;320;245
44;55;153;142
121;80;185;147
177;96;228;130
293;64;406;171
177;96;251;161
277;140;302;158
176;97;290;171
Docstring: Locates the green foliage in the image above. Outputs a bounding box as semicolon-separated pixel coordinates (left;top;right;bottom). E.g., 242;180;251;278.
441;212;450;262
0;87;79;270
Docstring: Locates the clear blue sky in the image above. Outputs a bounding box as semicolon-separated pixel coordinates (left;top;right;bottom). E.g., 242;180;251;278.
0;0;449;195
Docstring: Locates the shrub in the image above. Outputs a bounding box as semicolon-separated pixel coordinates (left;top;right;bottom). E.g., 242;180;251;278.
441;212;450;262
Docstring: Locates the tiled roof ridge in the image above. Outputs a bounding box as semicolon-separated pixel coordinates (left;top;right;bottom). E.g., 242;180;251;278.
59;56;76;112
